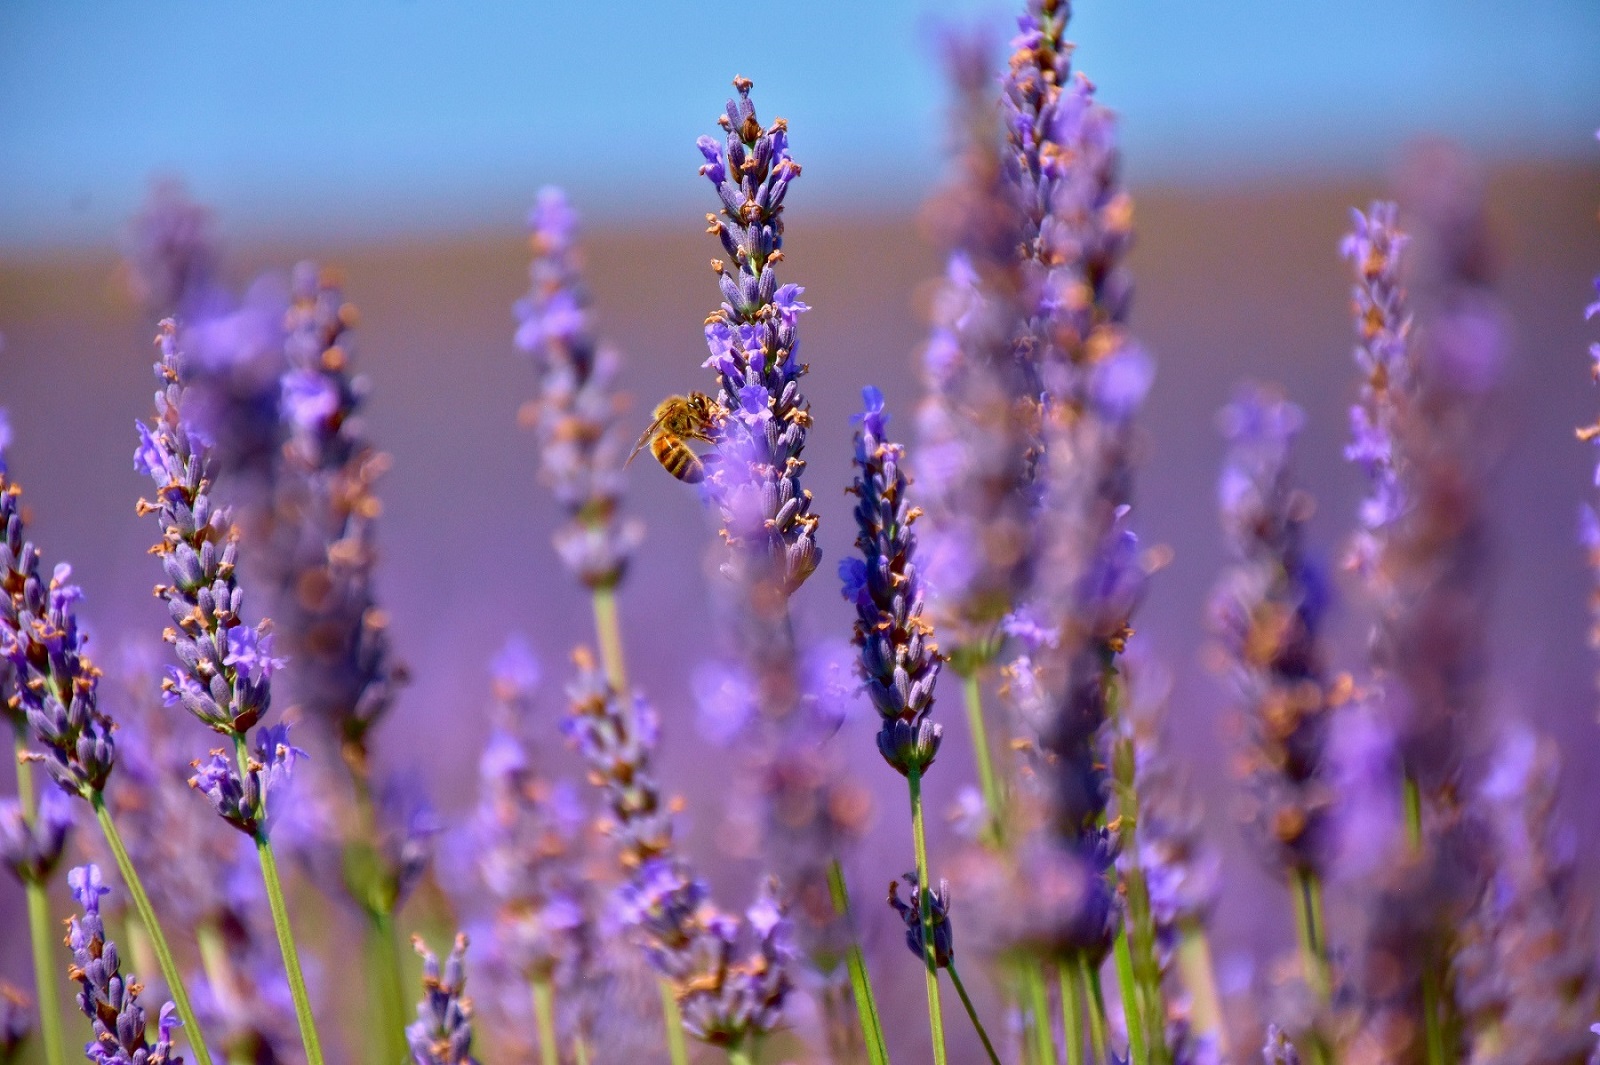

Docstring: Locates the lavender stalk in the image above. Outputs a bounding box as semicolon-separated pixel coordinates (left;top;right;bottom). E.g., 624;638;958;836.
136;323;320;1065
407;936;478;1065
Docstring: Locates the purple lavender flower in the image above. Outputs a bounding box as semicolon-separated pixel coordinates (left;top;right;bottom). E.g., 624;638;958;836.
65;864;184;1065
0;463;117;796
407;935;478;1065
270;263;407;759
512;186;643;588
1209;385;1335;876
1262;1025;1301;1065
563;650;794;1048
698;77;819;596
0;983;30;1064
137;322;297;837
0;786;73;884
123;178;222;322
843;386;945;776
888;874;954;969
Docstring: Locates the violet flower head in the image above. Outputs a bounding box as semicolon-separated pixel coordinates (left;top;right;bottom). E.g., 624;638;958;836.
0;462;117;796
272;264;407;755
0;983;30;1064
139;323;301;838
65;864;184;1065
843;386;944;775
1340;201;1413;579
123;178;222;320
888;874;954;969
407;935;478;1065
512;186;642;588
1209;385;1335;876
1262;1025;1301;1065
0;785;74;884
698;77;819;596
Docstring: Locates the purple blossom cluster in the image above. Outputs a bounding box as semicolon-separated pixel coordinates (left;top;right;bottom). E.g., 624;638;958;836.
65;865;183;1065
407;935;478;1065
512;187;642;588
136;324;298;837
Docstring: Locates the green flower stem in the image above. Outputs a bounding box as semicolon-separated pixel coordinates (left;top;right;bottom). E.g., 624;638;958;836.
727;1044;755;1065
948;963;1001;1065
591;584;629;694
573;1034;592;1065
14;735;66;1065
1057;964;1084;1065
959;670;1004;843
1078;954;1110;1065
658;980;690;1065
1290;870;1331;1008
91;793;215;1065
1023;966;1056;1065
531;978;560;1065
364;910;408;1065
1175;921;1229;1060
1112;929;1146;1065
1402;774;1423;850
239;728;324;1065
906;766;947;1065
1421;966;1447;1065
1108;687;1167;1065
826;859;890;1065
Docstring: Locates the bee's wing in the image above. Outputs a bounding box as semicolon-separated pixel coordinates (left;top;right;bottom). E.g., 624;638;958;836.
626;413;668;467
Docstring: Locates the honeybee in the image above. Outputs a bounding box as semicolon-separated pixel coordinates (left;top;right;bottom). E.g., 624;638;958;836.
627;392;723;483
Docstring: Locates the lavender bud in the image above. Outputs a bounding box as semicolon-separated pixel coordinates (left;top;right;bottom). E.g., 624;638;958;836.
0;786;74;883
887;874;955;969
0;983;31;1063
407;935;478;1065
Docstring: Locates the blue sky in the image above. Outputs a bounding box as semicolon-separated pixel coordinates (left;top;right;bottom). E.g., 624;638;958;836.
1;1;1596;247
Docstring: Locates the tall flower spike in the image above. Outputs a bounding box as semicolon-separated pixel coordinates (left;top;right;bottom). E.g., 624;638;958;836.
888;874;954;969
137;322;297;836
843;386;944;776
562;649;794;1048
407;935;478;1065
1209;385;1335;876
0;466;116;797
65;864;184;1065
271;263;407;764
699;76;819;595
513;187;643;588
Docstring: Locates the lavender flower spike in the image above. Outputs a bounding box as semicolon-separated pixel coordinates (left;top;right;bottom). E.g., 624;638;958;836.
137;322;297;837
0;983;31;1064
0;465;117;797
65;864;184;1065
843;386;944;776
407;935;478;1065
699;76;819;595
513;187;643;588
0;786;73;884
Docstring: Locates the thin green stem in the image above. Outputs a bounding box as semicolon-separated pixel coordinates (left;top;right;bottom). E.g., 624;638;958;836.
24;877;66;1065
91;795;214;1065
572;1034;591;1065
907;767;947;1065
726;1045;755;1065
1174;921;1230;1062
959;672;1003;843
1290;870;1330;1008
948;964;1002;1065
1421;965;1447;1065
591;584;629;694
255;834;324;1065
1112;929;1146;1065
15;735;65;1065
827;859;889;1065
1402;775;1423;851
1079;955;1110;1065
531;978;560;1065
658;979;690;1065
1024;965;1056;1065
1057;965;1084;1065
365;911;409;1065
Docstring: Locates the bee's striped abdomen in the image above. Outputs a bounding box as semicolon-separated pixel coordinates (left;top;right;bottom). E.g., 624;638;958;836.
652;437;706;483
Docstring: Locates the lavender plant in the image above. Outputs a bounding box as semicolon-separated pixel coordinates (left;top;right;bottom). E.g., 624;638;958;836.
408;936;478;1065
135;323;321;1064
0;984;30;1065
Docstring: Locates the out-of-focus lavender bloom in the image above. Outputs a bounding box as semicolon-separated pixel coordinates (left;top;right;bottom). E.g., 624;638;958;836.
1455;724;1600;1064
1262;1024;1301;1065
65;864;184;1065
843;386;944;776
460;636;592;987
512;186;642;588
0;461;117;796
563;650;795;1048
1579;129;1600;685
138;323;298;837
1209;385;1336;876
0;786;73;883
888;874;954;969
1340;201;1413;581
123;178;223;322
270;264;407;762
697;77;819;596
0;983;30;1064
407;935;478;1065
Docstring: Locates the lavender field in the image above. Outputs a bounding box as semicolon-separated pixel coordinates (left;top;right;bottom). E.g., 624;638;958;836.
2;3;1600;1064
